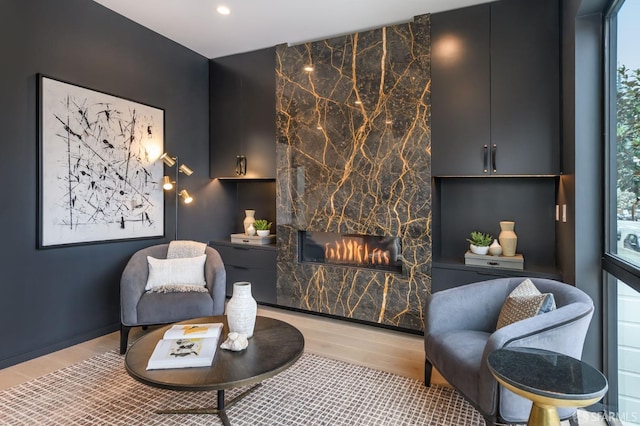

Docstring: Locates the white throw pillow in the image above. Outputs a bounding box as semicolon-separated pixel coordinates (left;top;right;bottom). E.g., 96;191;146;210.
145;255;207;291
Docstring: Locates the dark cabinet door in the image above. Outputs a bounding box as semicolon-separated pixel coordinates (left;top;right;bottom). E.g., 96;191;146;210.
209;242;277;304
209;47;276;179
490;0;560;175
209;62;242;177
431;0;560;176
431;5;491;177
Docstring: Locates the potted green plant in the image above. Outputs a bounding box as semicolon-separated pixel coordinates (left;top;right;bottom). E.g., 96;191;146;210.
254;219;272;237
467;231;492;255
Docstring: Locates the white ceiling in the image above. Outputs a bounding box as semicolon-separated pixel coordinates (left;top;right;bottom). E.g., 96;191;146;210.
92;0;496;59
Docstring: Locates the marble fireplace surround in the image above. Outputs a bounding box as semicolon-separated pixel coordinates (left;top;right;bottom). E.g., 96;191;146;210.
275;14;431;332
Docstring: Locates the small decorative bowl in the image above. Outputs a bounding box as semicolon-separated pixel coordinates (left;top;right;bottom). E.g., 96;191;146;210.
256;230;270;237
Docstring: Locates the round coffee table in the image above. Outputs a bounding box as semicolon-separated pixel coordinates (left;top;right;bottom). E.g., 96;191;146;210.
125;315;304;425
487;347;608;426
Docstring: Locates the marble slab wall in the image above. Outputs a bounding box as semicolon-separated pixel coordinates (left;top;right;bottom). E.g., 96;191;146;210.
275;15;431;331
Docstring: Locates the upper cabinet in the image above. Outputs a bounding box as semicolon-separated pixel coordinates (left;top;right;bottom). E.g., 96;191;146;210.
431;0;560;177
209;47;277;179
431;5;491;176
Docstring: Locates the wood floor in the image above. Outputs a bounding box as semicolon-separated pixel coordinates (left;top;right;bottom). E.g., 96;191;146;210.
0;305;606;425
0;306;435;392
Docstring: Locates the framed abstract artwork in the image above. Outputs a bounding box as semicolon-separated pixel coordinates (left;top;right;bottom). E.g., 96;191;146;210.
37;75;165;247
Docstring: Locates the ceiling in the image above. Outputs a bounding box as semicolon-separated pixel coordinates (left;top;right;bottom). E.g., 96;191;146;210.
92;0;496;59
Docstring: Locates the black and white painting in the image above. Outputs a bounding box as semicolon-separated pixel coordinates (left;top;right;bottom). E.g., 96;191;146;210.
38;75;164;247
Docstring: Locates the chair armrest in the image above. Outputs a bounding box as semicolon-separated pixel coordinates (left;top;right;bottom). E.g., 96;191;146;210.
204;246;226;315
120;250;151;326
477;303;594;413
425;279;513;334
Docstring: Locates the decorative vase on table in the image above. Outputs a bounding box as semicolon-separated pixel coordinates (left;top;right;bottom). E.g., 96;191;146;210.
243;210;256;235
498;221;517;257
226;281;258;338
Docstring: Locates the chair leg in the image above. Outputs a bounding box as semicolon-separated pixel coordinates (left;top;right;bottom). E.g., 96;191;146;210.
425;359;433;387
568;411;579;426
120;324;131;355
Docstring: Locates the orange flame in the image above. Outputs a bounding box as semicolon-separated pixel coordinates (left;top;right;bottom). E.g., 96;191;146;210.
324;237;390;266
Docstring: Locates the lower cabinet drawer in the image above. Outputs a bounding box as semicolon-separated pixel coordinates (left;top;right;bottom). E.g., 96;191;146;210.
213;244;276;269
226;265;277;305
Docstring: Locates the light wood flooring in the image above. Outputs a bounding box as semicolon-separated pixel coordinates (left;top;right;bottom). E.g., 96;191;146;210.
0;305;434;391
0;305;606;425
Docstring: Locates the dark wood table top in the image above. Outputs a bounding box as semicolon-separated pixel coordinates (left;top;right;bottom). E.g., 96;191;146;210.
125;316;305;392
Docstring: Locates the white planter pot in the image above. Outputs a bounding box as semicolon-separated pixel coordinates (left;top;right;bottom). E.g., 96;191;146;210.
470;244;490;255
256;230;270;237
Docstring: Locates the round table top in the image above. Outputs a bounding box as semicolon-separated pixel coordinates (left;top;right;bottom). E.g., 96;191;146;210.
125;316;305;392
487;347;608;401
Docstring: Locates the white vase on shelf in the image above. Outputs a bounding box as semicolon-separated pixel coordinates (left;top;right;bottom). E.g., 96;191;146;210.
226;282;257;338
489;239;502;256
247;223;256;236
243;210;256;235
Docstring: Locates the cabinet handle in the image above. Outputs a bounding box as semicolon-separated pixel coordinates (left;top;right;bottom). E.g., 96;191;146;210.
235;155;247;176
483;145;489;173
491;144;497;173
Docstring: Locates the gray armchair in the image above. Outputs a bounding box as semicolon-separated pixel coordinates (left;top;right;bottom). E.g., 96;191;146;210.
120;243;226;354
424;277;594;426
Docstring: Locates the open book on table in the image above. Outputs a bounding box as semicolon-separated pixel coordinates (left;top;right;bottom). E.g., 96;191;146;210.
146;323;223;370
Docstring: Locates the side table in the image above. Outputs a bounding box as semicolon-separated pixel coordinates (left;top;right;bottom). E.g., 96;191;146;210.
487;347;608;426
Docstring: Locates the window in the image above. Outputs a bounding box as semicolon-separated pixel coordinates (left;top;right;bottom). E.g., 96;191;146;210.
604;1;640;424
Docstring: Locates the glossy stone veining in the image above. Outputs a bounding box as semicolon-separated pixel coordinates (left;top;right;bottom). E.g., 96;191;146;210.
275;15;431;331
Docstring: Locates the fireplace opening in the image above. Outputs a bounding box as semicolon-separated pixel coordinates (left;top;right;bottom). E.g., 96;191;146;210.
298;231;402;274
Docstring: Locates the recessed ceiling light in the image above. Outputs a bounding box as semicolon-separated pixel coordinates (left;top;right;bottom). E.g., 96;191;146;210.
304;65;314;72
216;5;230;15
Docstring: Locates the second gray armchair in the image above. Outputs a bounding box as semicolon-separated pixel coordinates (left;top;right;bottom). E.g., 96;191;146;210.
424;277;594;426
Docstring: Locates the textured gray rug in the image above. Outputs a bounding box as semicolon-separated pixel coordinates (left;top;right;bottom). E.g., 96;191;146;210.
0;351;485;425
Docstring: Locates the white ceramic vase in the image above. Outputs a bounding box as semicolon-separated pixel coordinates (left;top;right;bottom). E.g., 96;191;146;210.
243;210;256;235
247;223;256;236
226;281;257;338
498;221;518;257
489;239;502;256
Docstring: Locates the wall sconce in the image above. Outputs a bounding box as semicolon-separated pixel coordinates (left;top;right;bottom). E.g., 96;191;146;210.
160;152;194;240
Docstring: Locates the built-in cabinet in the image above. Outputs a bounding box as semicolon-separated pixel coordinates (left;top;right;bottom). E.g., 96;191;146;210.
430;0;562;291
209;241;277;304
209;47;276;179
431;0;560;176
206;0;564;297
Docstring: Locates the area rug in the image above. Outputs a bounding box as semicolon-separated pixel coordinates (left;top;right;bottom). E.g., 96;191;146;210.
0;351;485;425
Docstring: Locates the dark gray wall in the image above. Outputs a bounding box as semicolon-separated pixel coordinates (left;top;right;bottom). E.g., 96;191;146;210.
0;0;232;368
559;0;607;370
